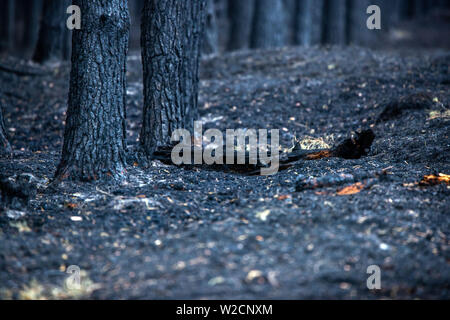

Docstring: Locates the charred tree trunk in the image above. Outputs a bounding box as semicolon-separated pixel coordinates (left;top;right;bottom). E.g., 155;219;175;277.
251;0;288;49
0;0;15;54
323;0;347;45
33;0;71;64
214;0;230;52
203;0;219;55
0;100;11;157
139;0;206;159
295;0;325;46
227;0;255;50
283;0;298;45
22;0;43;54
55;0;130;181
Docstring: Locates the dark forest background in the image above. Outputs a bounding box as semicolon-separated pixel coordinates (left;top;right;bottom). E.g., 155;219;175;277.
1;0;450;62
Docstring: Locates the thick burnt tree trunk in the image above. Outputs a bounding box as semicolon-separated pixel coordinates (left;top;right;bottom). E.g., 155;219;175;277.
33;0;71;64
139;0;206;159
55;0;130;181
203;0;219;55
227;0;255;50
0;0;15;54
0;100;11;157
251;0;288;49
295;0;325;46
323;0;347;45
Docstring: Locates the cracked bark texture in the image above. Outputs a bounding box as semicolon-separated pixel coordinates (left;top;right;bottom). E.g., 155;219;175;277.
33;0;71;64
139;0;206;159
251;0;288;49
227;0;254;51
55;0;129;181
0;99;11;157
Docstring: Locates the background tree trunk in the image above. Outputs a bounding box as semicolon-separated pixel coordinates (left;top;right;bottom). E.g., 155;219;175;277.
283;0;298;45
251;0;288;49
139;0;206;159
55;0;130;181
0;100;11;156
295;0;325;46
227;0;255;50
22;0;43;56
323;0;347;45
0;0;15;54
203;0;219;55
33;0;71;64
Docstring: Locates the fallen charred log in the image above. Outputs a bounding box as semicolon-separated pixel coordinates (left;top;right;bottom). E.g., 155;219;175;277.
286;129;375;163
146;129;375;176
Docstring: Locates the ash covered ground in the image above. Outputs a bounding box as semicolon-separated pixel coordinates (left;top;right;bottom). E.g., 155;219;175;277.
0;45;449;299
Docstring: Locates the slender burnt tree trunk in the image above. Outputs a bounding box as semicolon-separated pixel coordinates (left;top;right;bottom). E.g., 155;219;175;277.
214;0;230;52
295;0;325;46
227;0;255;50
203;0;219;55
251;0;288;49
55;0;130;181
323;0;347;45
33;0;71;64
22;0;43;54
0;100;11;157
0;0;15;54
283;0;298;45
139;0;206;159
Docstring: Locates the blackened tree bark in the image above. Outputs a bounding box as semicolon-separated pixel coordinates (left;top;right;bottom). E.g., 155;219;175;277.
227;0;255;50
139;0;206;159
0;100;11;157
251;0;288;49
203;0;219;55
55;0;130;181
323;0;347;45
33;0;71;64
295;0;325;46
0;0;15;54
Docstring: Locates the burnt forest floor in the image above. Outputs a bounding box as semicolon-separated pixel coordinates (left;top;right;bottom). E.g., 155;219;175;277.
0;44;449;299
